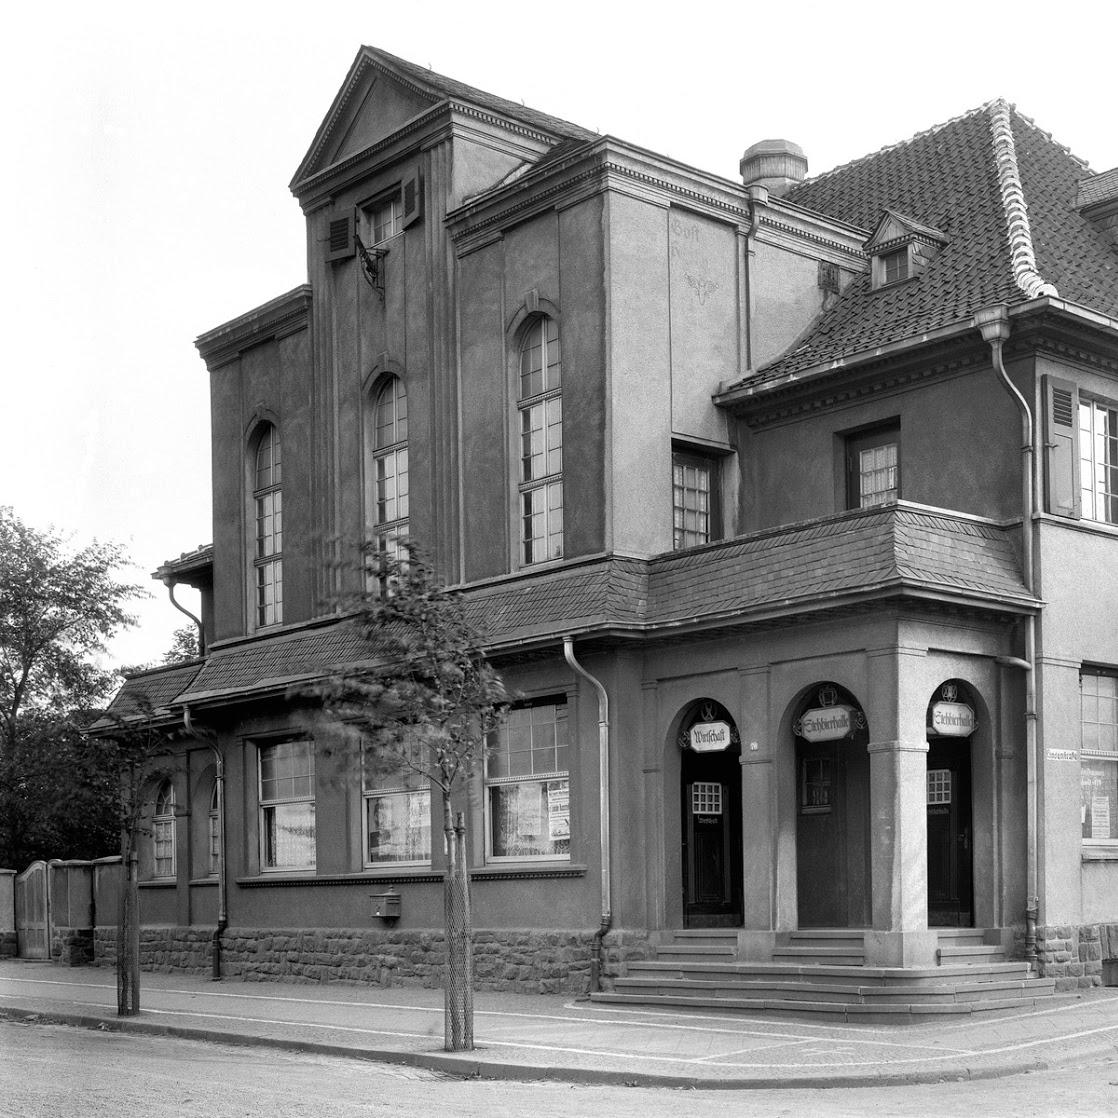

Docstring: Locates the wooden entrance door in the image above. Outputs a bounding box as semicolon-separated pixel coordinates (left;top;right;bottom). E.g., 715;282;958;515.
927;739;974;927
15;861;50;959
681;745;742;927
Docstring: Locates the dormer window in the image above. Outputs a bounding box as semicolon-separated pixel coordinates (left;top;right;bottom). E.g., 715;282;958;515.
881;248;909;285
866;209;947;290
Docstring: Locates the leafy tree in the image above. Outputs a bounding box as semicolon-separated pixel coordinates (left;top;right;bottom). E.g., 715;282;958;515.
0;708;121;868
161;625;200;665
0;506;142;756
306;547;507;1051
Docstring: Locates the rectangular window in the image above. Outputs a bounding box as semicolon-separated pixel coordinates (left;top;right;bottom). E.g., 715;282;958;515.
846;423;900;509
365;196;402;245
259;740;316;870
153;819;175;878
800;757;832;813
1079;399;1118;525
1082;670;1118;843
364;748;431;867
672;450;720;549
486;700;570;861
881;247;909;284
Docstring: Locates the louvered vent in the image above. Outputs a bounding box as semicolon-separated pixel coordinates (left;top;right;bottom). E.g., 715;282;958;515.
1052;387;1074;428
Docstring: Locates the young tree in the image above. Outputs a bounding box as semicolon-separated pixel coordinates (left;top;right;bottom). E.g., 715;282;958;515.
98;697;188;1017
307;547;506;1051
0;506;142;758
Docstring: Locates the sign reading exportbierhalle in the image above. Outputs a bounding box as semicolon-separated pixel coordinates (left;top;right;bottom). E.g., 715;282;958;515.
798;706;855;742
930;701;976;737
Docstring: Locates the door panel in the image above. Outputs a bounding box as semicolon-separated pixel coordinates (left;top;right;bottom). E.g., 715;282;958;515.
681;747;742;927
927;739;973;927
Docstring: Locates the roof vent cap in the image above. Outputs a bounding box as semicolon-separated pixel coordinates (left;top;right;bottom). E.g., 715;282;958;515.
740;139;807;197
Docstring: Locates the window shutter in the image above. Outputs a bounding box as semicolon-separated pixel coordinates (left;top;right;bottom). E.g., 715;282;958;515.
325;214;356;262
400;169;423;230
1043;374;1080;518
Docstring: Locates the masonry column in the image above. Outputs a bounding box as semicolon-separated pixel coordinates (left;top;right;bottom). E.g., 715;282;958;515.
863;642;937;967
738;666;777;958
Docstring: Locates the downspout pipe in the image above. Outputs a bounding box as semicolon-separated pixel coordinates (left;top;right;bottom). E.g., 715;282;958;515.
563;637;611;992
974;304;1039;969
184;705;226;979
161;575;206;656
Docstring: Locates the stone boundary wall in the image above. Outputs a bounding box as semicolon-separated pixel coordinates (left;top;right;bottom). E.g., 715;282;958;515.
91;926;654;994
0;932;16;958
1036;922;1118;989
50;927;94;966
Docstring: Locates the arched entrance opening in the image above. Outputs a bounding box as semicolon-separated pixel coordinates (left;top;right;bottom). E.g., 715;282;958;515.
926;679;977;927
793;683;871;928
678;700;743;928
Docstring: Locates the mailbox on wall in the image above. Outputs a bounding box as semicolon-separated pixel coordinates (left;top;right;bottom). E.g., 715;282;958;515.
371;891;401;922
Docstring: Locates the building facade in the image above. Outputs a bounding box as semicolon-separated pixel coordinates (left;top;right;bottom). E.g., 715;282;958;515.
104;48;1118;996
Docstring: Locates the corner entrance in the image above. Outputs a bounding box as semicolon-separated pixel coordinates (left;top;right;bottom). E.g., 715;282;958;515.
679;702;743;928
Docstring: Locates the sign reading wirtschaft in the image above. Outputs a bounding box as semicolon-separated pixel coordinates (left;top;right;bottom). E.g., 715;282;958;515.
690;721;731;752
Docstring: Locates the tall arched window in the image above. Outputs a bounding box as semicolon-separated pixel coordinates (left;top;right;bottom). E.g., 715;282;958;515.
152;780;175;879
517;317;563;565
369;377;409;560
253;424;283;627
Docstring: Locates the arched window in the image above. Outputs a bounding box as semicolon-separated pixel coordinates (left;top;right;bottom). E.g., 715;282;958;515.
208;781;221;876
152;780;175;879
369;377;409;561
253;424;283;627
517;317;563;565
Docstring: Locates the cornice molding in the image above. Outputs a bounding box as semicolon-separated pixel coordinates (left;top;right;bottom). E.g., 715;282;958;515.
195;286;312;371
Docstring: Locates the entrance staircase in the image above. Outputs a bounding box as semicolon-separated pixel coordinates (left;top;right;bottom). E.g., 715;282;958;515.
591;928;1057;1022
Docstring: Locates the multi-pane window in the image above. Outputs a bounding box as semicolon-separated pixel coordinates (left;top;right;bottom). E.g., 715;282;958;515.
364;747;430;866
259;740;315;870
152;781;175;878
1079;399;1118;525
1081;670;1118;843
672;451;719;549
366;195;402;245
253;425;283;627
800;757;832;813
846;424;900;509
208;781;221;876
517;317;563;565
486;699;570;860
881;248;909;285
369;377;409;563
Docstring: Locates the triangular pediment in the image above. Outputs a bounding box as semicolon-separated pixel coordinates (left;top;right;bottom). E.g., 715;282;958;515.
291;49;442;190
864;208;948;254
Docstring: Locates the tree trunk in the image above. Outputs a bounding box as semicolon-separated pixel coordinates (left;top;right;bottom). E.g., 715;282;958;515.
443;806;473;1051
117;847;140;1016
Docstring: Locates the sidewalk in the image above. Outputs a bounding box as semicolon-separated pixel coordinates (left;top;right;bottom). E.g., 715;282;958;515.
2;959;1118;1089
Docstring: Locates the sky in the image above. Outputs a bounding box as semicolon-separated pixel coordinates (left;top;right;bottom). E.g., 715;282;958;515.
2;0;1116;671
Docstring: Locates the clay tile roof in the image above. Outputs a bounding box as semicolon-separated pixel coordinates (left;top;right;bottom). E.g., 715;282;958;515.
1077;167;1118;210
93;661;205;728
731;102;1118;391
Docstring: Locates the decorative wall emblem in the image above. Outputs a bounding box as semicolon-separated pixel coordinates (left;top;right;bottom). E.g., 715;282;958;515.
685;273;719;306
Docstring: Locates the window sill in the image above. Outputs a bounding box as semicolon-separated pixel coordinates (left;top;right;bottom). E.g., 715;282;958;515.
472;863;586;881
188;877;219;886
236;870;443;888
1081;847;1118;861
139;879;176;889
